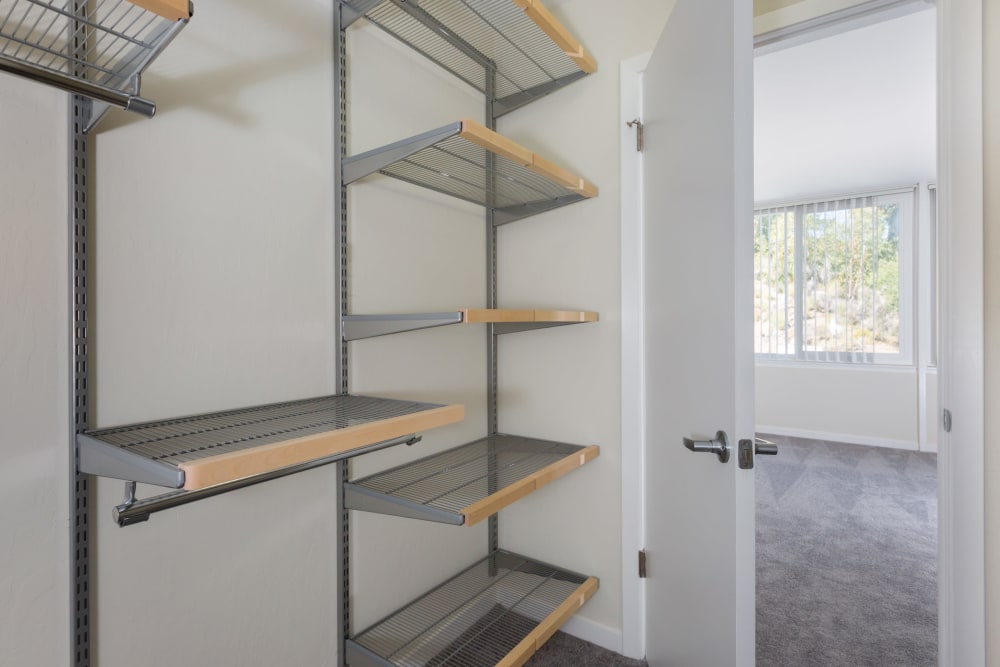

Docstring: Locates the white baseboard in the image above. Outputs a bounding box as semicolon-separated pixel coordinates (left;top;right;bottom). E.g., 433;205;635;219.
559;615;623;655
755;424;920;451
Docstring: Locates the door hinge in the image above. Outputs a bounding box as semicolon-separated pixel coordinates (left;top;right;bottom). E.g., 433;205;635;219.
638;549;647;578
627;118;644;152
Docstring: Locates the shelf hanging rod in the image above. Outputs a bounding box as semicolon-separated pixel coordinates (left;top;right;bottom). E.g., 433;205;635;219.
0;54;155;116
112;434;423;526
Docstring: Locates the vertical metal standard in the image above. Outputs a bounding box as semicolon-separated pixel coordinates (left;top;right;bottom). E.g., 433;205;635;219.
70;1;90;664
485;64;499;558
333;7;350;667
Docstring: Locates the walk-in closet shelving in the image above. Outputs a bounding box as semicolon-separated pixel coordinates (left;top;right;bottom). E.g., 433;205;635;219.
78;394;464;491
343;308;597;340
343;119;597;225
0;0;192;132
347;551;598;667
339;1;600;665
338;0;595;116
346;435;599;526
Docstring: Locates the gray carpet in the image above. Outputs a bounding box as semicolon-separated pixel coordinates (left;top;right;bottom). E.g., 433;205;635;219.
527;630;646;666
756;434;937;666
524;435;937;666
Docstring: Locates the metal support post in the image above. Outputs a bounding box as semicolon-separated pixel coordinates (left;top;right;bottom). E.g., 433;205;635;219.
333;7;350;666
70;0;90;663
486;64;499;558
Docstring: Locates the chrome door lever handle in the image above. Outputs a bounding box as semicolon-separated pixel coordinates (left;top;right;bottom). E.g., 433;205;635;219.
682;430;730;463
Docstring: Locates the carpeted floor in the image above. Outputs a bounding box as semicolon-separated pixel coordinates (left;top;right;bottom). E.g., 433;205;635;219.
524;434;937;666
526;630;646;666
756;434;937;666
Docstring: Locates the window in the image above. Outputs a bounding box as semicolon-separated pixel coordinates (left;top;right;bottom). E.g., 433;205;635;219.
754;188;915;363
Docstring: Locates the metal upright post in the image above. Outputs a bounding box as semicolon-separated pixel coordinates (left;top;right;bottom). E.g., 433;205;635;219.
71;95;91;667
486;64;499;558
70;0;90;664
333;7;350;667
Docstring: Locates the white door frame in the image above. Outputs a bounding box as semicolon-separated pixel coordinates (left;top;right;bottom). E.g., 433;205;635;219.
619;52;649;661
935;0;986;664
619;0;986;661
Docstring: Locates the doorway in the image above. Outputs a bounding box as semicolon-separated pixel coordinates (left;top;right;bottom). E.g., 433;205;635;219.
618;0;986;662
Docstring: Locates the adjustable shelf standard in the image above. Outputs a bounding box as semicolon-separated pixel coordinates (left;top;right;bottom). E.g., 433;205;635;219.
336;2;600;666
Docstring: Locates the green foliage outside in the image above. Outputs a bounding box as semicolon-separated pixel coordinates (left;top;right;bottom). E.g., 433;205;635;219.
754;202;901;357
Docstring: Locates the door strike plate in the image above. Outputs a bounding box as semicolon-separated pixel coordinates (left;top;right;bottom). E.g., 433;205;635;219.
738;439;753;469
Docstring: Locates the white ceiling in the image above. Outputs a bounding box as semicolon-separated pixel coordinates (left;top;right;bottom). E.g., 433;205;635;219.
754;6;937;202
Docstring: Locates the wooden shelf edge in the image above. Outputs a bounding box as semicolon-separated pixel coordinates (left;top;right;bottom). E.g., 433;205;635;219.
512;0;597;74
178;404;464;490
497;576;600;667
462;308;599;324
128;0;190;20
458;120;598;200
460;119;533;166
461;445;599;526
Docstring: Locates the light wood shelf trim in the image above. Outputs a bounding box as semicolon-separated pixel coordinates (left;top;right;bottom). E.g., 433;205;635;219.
458;120;597;200
178;404;464;490
530;154;598;199
511;0;597;74
128;0;190;20
461;444;599;526
462;308;599;323
532;309;599;323
460;119;533;166
496;576;600;667
463;308;537;323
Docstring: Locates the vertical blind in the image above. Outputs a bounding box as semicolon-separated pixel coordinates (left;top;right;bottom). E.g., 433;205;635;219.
754;188;914;363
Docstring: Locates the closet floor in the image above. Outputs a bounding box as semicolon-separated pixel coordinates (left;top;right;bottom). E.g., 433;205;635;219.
526;631;647;666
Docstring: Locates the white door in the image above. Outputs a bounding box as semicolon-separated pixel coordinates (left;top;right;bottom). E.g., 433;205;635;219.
641;0;755;665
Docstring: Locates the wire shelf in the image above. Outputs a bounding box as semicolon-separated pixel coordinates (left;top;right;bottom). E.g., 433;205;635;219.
78;394;464;490
0;0;191;129
342;308;598;340
343;120;596;225
346;434;598;525
341;0;595;116
347;550;598;667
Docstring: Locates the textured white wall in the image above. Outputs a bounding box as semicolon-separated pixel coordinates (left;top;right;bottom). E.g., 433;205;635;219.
754;8;937;449
91;1;340;665
0;76;70;667
756;363;919;447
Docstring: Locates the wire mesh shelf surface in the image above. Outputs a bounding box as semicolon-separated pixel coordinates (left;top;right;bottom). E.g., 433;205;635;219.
348;550;597;667
0;0;189;118
343;121;595;223
79;394;464;490
343;0;594;111
346;434;598;525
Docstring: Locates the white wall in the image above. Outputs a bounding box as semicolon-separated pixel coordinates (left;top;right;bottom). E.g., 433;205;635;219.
754;8;937;450
0;77;70;667
91;1;340;665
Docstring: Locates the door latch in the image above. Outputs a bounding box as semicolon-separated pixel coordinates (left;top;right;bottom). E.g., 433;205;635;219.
738;438;778;469
683;430;730;463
